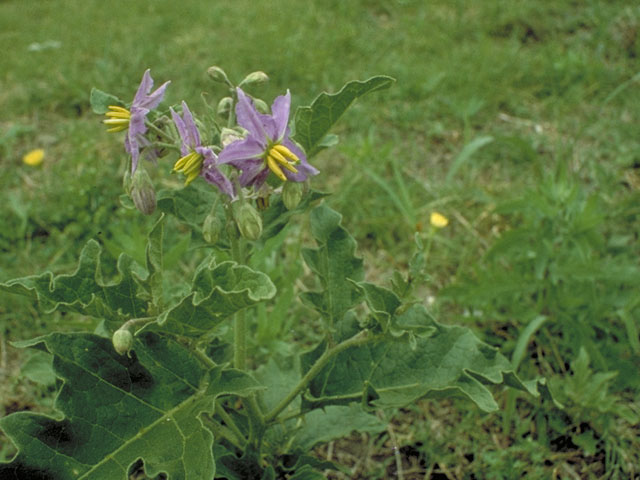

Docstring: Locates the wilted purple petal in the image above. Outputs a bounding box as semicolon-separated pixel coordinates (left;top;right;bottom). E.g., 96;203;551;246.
271;90;291;142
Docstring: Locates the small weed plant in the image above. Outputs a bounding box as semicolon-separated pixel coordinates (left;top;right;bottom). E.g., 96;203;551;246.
0;67;550;479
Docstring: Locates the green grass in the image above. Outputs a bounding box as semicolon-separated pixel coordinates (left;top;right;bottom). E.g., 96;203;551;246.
2;0;640;477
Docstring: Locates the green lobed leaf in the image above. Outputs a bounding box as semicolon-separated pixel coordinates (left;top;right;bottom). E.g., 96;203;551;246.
303;306;549;412
293;76;394;156
146;259;276;338
301;205;364;328
89;88;124;114
291;404;386;452
0;332;261;479
0;240;147;328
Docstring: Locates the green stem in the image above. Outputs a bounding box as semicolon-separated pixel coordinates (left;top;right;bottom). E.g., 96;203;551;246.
121;316;156;332
154;142;181;151
202;414;244;450
145;120;176;142
234;309;247;371
227;90;237;128
227;218;265;447
215;401;246;445
264;330;374;423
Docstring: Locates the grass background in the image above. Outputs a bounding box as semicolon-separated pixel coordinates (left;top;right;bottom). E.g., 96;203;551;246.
1;0;639;478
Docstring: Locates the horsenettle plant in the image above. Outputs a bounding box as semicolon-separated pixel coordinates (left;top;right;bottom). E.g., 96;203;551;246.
0;67;552;479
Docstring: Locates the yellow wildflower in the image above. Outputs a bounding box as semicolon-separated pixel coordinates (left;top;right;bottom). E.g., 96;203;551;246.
23;149;45;166
430;212;449;228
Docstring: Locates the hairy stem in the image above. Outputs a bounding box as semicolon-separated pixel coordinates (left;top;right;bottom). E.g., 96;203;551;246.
202;414;244;450
215;401;246;445
265;330;374;423
145;119;176;143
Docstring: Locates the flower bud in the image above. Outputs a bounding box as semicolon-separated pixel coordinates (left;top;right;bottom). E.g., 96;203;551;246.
112;328;133;356
207;66;230;85
235;202;262;241
217;97;233;117
130;167;156;215
220;127;243;147
282;181;303;210
239;71;269;87
203;212;223;244
252;98;269;114
122;167;133;194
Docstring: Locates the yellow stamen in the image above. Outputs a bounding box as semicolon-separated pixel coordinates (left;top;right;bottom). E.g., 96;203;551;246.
173;152;197;171
266;145;298;177
182;153;203;173
105;111;131;119
272;144;299;163
266;156;287;181
173;151;204;185
271;154;298;173
269;148;288;165
106;125;129;133
104;106;130;133
108;105;130;115
185;170;201;185
103;118;130;126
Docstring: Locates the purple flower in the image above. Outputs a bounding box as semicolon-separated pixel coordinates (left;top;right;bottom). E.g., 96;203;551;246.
103;69;170;173
170;101;234;198
218;88;319;189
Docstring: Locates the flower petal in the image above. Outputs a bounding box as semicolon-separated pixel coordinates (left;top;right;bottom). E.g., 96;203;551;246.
180;101;201;148
199;148;235;198
218;137;265;165
271;90;291;142
140;80;170;110
132;69;154;106
132;69;170;110
240;165;270;189
170;107;189;156
235;88;267;142
281;138;319;182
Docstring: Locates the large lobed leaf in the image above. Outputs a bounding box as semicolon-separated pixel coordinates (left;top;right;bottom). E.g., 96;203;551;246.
146;259;276;338
300;205;552;412
301;205;364;329
0;240;146;328
0;333;260;479
302;306;551;412
293;76;394;156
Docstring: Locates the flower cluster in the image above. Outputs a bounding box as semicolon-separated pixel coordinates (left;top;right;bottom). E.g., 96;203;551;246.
104;70;318;202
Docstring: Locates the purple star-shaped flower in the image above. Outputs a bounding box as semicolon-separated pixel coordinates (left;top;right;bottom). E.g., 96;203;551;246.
105;69;170;173
218;88;319;189
126;70;170;172
170;101;235;198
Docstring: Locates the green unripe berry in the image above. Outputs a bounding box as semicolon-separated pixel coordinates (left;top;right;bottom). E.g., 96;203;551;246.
235;202;262;241
130;167;156;215
203;212;223;244
112;328;133;356
282;181;303;210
